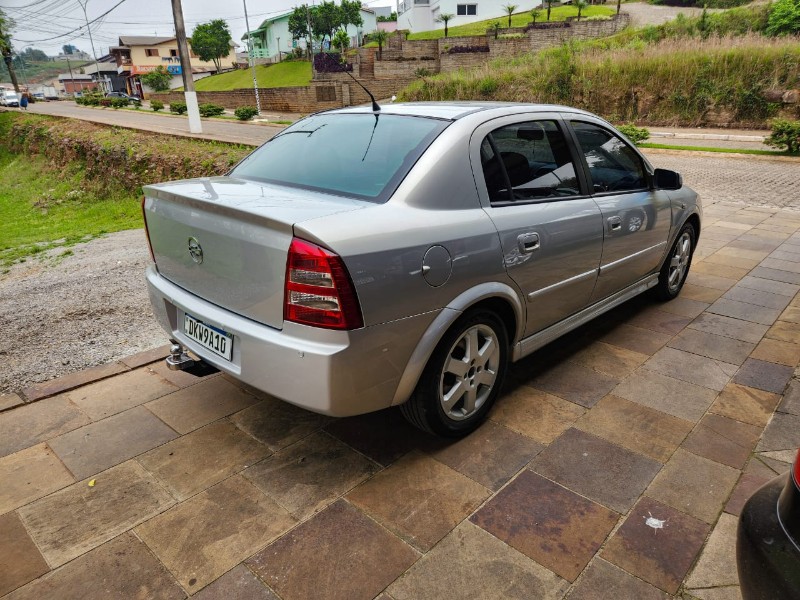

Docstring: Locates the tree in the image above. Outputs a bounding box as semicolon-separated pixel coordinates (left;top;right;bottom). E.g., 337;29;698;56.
616;0;622;15
312;1;342;46
490;21;501;38
0;9;19;93
22;47;48;61
766;0;800;36
575;0;588;21
140;65;172;92
339;0;364;33
62;44;77;55
189;19;233;72
371;29;388;60
333;29;350;56
436;13;455;37
545;0;555;21
502;4;518;28
288;5;312;58
530;7;542;25
377;12;397;22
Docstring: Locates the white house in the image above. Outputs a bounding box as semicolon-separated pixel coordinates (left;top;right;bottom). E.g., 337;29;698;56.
398;0;538;34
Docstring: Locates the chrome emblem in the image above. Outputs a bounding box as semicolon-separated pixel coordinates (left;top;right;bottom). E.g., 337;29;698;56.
188;237;203;264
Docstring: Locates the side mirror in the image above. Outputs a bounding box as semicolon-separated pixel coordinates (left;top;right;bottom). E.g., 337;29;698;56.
654;168;682;190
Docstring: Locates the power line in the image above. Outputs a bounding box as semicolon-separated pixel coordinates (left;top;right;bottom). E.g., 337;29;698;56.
13;0;128;43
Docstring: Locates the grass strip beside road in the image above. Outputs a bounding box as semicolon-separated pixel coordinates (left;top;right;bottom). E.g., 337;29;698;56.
640;143;790;156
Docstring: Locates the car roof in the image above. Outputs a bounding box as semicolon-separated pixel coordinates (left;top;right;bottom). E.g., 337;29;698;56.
330;101;597;121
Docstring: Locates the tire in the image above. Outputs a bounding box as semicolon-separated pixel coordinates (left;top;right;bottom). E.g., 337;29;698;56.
654;222;695;301
400;309;509;438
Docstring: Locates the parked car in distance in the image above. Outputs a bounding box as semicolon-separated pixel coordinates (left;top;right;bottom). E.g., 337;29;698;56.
737;448;800;599
1;91;20;107
105;91;141;104
142;102;701;437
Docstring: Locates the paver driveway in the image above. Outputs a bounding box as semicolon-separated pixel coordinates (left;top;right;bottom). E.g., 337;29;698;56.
2;201;800;600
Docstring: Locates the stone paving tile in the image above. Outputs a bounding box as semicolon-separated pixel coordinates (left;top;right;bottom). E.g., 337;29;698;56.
725;471;773;517
489;386;585;444
779;380;800;416
667;329;755;365
601;496;709;595
0;512;49;597
598;323;672;356
733;358;794;394
243;431;379;520
22;362;129;403
679;283;726;303
749;265;800;285
0;395;90;458
644;347;737;392
230;396;332;452
137;421;270;501
3;532;185;600
531;428;661;513
389;521;568;600
685;513;740;591
710;383;781;428
757;412;800;452
780;305;800;324
566;342;649;379
192;564;279;600
145;377;259;435
681;413;761;470
18;460;175;568
738;275;800;297
575;395;692;463
761;257;800;274
471;470;618;583
0;443;75;516
688;313;769;344
723;285;793;311
423;420;543;491
566;558;670;600
146;360;220;388
136;475;295;593
526;360;619;408
347;451;489;552
48;406;178;480
325;408;434;467
247;500;419;600
645;449;739;524
613;369;718;422
625;307;692;336
119;344;171;369
694;259;752;279
751;337;800;367
766;320;800;343
772;248;800;261
703;253;760;271
707;298;782;326
656;296;710;319
66;368;178;421
0;392;23;412
759;450;797;467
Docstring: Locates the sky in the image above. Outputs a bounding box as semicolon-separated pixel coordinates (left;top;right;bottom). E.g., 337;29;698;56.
4;0;396;57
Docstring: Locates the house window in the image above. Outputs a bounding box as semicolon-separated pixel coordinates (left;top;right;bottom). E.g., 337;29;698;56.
456;4;477;15
170;49;178;57
145;48;159;57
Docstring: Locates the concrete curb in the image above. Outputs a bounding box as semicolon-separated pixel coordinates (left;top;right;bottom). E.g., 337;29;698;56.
650;131;767;142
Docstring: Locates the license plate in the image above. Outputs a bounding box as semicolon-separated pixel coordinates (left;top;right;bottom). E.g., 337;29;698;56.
183;313;233;361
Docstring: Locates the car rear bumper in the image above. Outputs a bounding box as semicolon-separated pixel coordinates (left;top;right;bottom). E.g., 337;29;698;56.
737;473;800;600
146;265;437;416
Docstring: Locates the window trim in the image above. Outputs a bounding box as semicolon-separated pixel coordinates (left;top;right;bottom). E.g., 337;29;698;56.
456;3;477;15
145;48;160;57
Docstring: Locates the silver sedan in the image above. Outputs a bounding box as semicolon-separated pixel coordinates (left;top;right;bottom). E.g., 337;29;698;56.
143;102;700;437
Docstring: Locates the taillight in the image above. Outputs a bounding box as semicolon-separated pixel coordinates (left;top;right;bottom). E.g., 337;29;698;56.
141;196;156;263
794;449;800;488
284;238;363;330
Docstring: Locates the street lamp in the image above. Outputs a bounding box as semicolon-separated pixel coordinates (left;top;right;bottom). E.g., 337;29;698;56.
242;0;261;115
76;0;103;93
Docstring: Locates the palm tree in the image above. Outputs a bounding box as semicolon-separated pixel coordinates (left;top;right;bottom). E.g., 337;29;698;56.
616;0;622;15
502;4;518;28
489;21;502;38
575;0;588;21
371;29;388;60
545;0;555;21
530;7;542;25
436;13;455;37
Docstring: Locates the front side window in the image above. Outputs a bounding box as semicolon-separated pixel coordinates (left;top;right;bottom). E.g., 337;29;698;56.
457;4;477;15
571;121;647;194
231;113;448;202
145;48;159;57
480;120;580;203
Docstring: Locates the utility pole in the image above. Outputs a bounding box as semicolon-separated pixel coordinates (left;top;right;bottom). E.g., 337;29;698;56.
65;54;84;95
77;0;103;92
242;0;261;115
170;0;202;133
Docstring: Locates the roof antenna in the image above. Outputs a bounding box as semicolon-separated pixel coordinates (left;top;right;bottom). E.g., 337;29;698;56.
337;58;380;112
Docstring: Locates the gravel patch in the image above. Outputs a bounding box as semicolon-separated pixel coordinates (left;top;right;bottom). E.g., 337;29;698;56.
0;230;165;394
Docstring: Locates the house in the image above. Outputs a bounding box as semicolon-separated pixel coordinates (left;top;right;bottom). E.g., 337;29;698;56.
57;73;97;95
398;0;537;33
242;7;378;63
109;35;238;96
81;54;128;93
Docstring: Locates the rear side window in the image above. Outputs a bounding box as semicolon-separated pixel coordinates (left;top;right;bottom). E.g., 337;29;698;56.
571;121;647;194
480;120;580;203
231;113;447;202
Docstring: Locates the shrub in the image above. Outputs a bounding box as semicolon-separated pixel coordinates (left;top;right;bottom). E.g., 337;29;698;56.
151;99;164;112
313;52;353;72
766;0;800;36
617;124;650;145
765;119;800;154
234;106;258;121
170;102;187;115
199;103;225;117
109;98;129;109
99;98;113;107
446;45;490;54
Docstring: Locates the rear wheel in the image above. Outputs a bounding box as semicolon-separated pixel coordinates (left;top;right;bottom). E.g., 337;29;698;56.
401;310;509;437
654;222;695;301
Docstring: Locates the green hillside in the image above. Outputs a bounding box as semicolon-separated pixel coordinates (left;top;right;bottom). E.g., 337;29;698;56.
0;60;83;85
192;61;312;91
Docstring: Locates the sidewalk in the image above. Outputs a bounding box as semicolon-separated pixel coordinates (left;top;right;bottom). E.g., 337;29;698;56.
1;200;799;599
649;127;771;151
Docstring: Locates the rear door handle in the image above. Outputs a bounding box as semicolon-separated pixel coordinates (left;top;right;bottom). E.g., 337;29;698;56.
517;232;540;254
607;216;622;232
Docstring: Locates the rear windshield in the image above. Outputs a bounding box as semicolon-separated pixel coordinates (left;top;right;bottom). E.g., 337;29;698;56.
230;113;448;202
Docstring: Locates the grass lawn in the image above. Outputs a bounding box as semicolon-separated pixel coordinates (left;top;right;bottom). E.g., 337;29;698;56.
640;143;791;156
0;149;141;268
406;6;616;39
192;61;312;91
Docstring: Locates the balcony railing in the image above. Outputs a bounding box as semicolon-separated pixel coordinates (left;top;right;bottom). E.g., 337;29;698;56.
249;48;270;59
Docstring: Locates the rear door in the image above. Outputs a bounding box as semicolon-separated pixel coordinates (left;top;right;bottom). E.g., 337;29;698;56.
567;119;672;302
471;114;604;337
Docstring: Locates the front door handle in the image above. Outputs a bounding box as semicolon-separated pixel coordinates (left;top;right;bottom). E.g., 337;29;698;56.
517;232;540;254
607;216;622;232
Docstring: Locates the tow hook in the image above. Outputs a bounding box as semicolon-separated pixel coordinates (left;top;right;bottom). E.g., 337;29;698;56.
166;339;195;371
